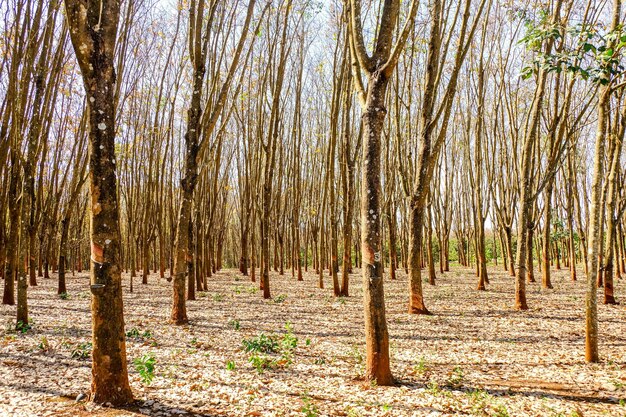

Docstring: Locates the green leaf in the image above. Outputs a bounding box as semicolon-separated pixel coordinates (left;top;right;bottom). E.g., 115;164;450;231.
520;66;534;80
583;43;596;53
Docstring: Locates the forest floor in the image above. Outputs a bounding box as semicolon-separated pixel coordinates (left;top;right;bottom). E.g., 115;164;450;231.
0;265;625;417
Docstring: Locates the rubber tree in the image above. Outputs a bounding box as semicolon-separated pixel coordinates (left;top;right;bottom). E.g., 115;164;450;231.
171;0;257;323
586;0;623;362
347;0;419;386
64;0;133;405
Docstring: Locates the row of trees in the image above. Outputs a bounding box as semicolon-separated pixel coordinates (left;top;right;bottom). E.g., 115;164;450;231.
1;0;625;404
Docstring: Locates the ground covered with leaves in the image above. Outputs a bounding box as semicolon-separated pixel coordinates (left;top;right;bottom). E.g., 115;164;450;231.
1;265;625;416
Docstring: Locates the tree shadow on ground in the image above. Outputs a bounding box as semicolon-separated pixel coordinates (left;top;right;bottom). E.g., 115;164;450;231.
395;378;623;406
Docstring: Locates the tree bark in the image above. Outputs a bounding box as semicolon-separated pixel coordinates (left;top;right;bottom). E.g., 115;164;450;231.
64;0;133;404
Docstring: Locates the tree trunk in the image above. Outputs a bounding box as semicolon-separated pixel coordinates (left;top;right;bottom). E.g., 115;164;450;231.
2;157;20;306
58;217;71;294
360;74;393;385
65;0;133;404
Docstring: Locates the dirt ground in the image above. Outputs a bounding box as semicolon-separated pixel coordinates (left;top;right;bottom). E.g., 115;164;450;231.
1;264;625;416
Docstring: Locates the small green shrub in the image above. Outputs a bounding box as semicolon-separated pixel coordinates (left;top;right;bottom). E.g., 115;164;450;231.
37;337;50;352
280;322;298;362
71;342;92;359
212;293;225;302
126;327;154;342
226;360;236;371
274;294;287;303
467;389;491;415
414;356;428;374
347;345;364;376
133;353;156;385
229;319;241;330
242;333;279;354
16;320;32;334
426;380;441;395
243;322;300;372
494;404;510;417
446;366;464;387
300;393;319;417
346;408;362;417
58;292;69;300
126;327;141;338
249;354;276;373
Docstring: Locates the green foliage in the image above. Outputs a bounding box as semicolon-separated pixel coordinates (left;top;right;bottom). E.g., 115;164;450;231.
228;319;241;330
71;342;92;359
446;366;464;387
16;320;32;334
126;327;153;341
126;327;140;338
37;336;50;352
467;389;492;415
519;9;560;50
280;322;298;360
550;214;567;242
518;10;626;84
300;393;319;417
273;294;287;303
495;404;510;417
426;380;441;395
225;360;236;371
242;333;279;354
212;293;225;302
248;353;276;373
347;345;365;377
611;379;625;389
414;356;428;375
346;408;362;417
58;292;69;300
242;322;300;373
133;353;156;385
314;357;326;365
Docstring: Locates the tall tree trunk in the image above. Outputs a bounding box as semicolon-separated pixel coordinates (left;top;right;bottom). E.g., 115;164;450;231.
58;217;71;294
360;73;393;385
65;0;133;404
601;106;625;304
586;0;621;363
541;184;554;288
2;156;20;306
171;64;202;323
